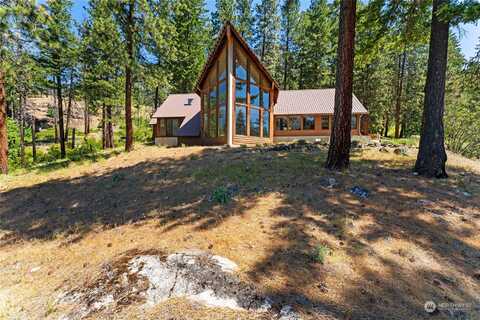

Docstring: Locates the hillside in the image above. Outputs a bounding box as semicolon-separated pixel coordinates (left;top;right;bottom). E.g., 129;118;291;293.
0;144;479;319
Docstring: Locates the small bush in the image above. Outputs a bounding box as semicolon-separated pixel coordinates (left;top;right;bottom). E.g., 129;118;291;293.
312;245;331;264
209;185;237;204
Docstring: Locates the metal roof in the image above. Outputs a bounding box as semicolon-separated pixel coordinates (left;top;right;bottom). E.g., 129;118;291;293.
275;89;368;115
151;93;201;137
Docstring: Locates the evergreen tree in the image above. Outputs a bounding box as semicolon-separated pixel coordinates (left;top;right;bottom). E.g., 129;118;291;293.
296;0;336;89
35;0;77;158
253;0;281;81
235;0;253;43
325;0;357;170
81;0;124;149
280;0;300;90
211;0;235;36
169;0;209;93
111;0;147;152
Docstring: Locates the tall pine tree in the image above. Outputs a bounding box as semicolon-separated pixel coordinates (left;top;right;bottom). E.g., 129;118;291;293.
280;0;300;90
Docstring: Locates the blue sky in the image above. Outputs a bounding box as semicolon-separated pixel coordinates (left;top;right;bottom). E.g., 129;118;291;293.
49;0;480;59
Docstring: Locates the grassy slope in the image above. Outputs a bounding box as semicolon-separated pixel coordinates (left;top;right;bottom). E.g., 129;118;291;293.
0;145;479;319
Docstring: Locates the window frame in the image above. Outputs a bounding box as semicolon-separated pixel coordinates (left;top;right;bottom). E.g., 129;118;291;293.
303;115;316;131
233;42;272;138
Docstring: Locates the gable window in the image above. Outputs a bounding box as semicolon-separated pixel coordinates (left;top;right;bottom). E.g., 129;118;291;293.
321;116;329;130
303;116;315;130
351;115;357;129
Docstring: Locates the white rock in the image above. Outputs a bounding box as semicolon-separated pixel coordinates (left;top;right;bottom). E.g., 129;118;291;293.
210;255;238;273
189;289;241;310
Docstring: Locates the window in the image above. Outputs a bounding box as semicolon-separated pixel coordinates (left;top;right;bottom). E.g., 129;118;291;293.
165;118;181;136
218;105;226;136
289;116;301;130
263;111;270;137
208;87;217;138
159;118;166;136
351;115;357;129
261;90;270;110
235;48;247;80
218;46;227;81
276;117;288;131
250;83;260;107
236;105;247;135
219;81;227;105
321;116;329;130
235;80;247;104
303;116;315;130
250;108;260;136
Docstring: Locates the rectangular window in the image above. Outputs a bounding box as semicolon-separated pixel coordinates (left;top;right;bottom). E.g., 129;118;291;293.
219;81;227;105
263;111;270;137
166;118;181;136
289;116;301;130
235;80;247;104
321;116;329;130
203;96;208;136
351;115;357;129
250;108;260;137
218;105;226;136
250;83;260;107
209;104;217;137
261;90;270;110
159;118;166;136
235;105;247;135
275;117;288;131
303;116;315;130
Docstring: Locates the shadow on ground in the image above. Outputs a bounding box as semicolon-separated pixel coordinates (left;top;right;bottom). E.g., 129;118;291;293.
1;146;479;319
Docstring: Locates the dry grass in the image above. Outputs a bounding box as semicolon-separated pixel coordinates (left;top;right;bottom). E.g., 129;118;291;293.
0;144;479;319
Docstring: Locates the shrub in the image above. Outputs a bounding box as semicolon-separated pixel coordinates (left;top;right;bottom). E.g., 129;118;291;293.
312;245;331;264
6;118;20;169
210;186;237;204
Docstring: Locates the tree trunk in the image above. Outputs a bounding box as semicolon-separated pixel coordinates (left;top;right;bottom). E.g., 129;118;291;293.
56;75;66;158
283;17;290;90
0;70;8;174
414;0;448;178
394;50;407;138
325;0;356;170
71;128;75;149
84;99;90;135
102;103;106;149
154;86;159;112
19;94;25;166
384;112;389;137
32;119;36;162
124;0;134;152
65;72;74;143
105;105;114;149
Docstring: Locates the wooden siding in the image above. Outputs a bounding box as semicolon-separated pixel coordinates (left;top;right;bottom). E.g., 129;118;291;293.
233;135;272;146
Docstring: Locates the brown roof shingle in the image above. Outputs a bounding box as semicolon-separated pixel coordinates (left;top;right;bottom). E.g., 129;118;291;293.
152;94;201;137
275;89;368;115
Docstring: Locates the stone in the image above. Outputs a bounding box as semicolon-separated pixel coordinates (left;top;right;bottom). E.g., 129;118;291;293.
379;147;389;153
279;305;302;320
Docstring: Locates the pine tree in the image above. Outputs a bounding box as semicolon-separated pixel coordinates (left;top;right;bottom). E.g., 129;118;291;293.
235;0;253;43
81;0;123;149
169;0;209;93
35;0;76;159
280;0;300;90
325;0;357;170
296;0;336;89
211;0;235;36
253;0;281;81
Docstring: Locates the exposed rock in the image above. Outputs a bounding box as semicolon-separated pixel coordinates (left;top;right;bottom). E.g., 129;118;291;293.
350;186;369;199
379;147;389;153
58;250;304;319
